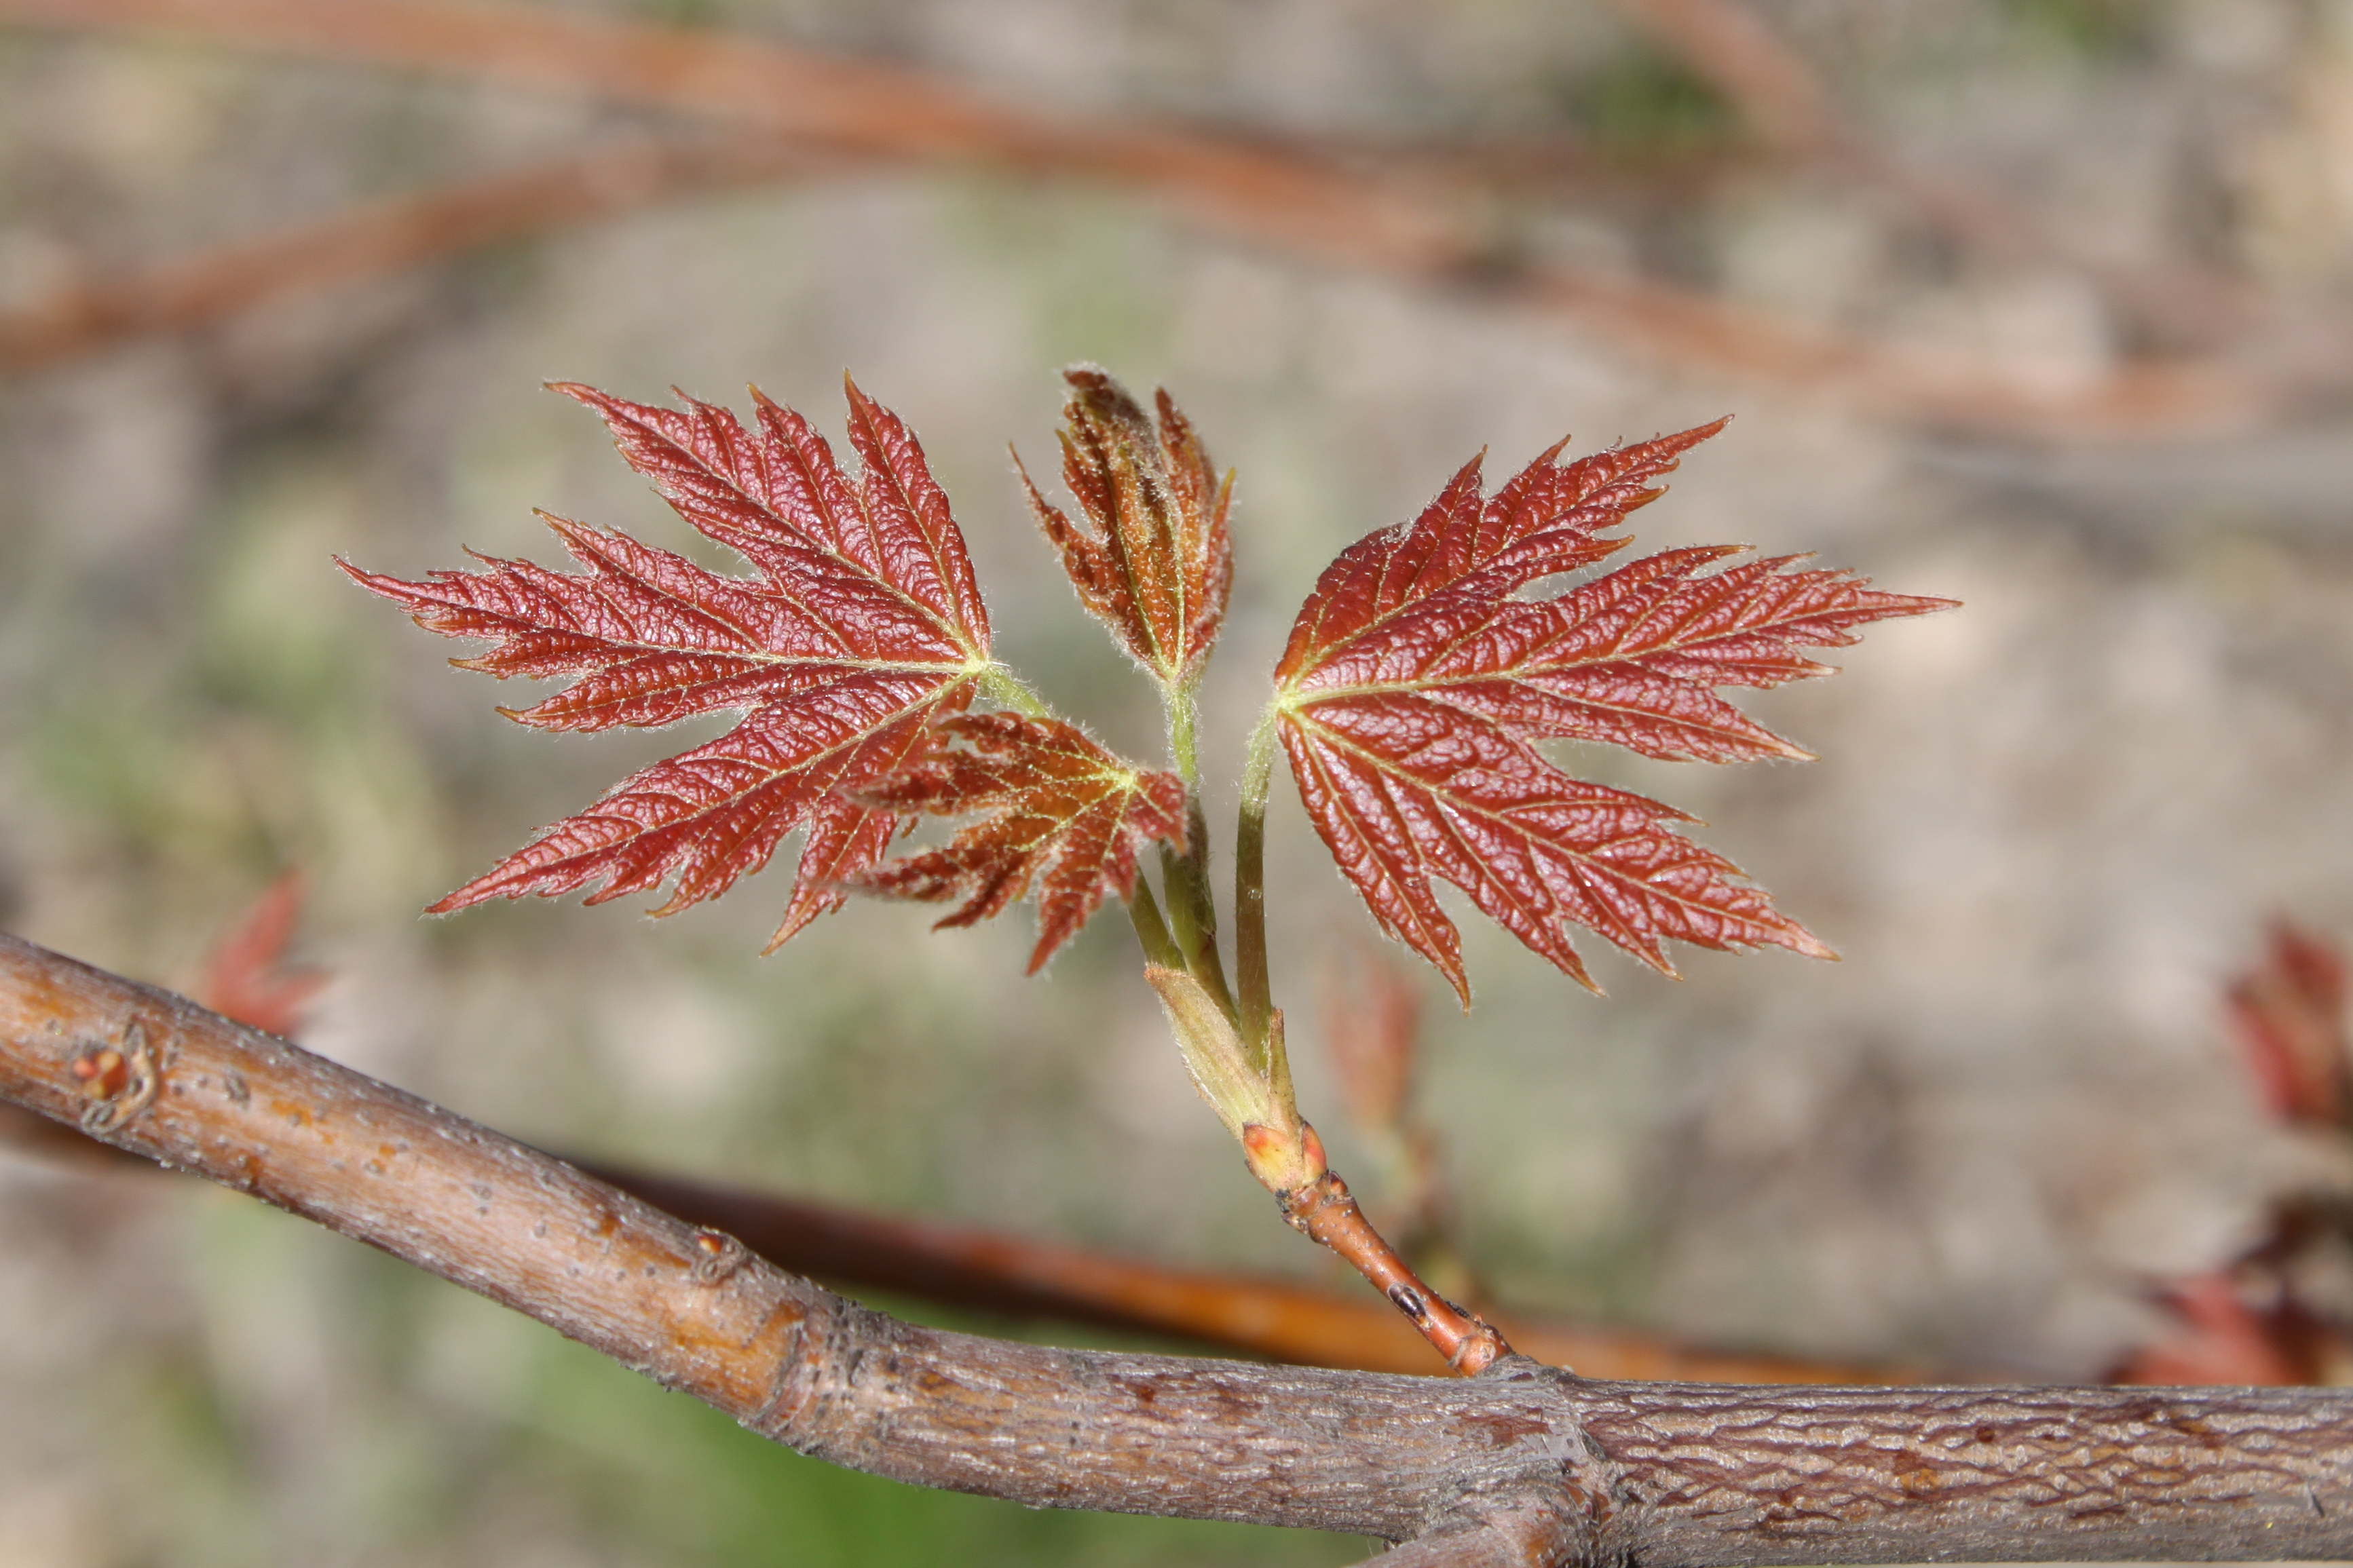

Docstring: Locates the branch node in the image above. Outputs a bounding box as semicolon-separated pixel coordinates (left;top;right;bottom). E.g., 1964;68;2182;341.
689;1227;750;1284
73;1018;162;1136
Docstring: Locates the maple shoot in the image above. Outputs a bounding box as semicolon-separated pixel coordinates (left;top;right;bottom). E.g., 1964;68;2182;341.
350;367;1946;1373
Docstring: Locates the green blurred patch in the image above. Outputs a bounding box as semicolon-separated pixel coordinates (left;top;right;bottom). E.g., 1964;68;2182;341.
26;697;255;864
111;1352;274;1568
196;457;369;716
1562;49;1736;152
21;446;454;925
2002;0;2158;58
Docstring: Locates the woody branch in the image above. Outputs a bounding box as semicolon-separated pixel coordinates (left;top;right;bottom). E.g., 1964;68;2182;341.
3;928;2350;1563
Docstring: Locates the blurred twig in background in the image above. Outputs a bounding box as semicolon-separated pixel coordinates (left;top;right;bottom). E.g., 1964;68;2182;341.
0;1096;1896;1381
0;0;2313;437
0;134;840;373
1603;0;2260;347
589;1162;1902;1383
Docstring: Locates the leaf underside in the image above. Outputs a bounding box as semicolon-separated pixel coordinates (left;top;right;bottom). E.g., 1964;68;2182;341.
848;712;1188;972
344;378;994;948
1275;419;1951;1001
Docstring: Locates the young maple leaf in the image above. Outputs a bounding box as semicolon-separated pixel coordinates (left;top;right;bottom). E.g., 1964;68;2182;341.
846;712;1187;972
1273;420;1950;1001
344;379;994;948
1018;368;1232;691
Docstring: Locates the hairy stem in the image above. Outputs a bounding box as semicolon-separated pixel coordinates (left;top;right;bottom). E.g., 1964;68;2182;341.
1157;814;1235;1022
1127;878;1185;971
1235;708;1279;1064
1150;680;1235;1016
1168;684;1201;788
979;662;1051;718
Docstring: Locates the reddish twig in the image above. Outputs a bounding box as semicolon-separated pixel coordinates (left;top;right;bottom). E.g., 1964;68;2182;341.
0;0;2295;438
1148;961;1511;1374
4;931;2352;1559
1275;129;1771;210
0;133;834;372
0;0;1471;275
1269;1136;1508;1374
0;115;1752;374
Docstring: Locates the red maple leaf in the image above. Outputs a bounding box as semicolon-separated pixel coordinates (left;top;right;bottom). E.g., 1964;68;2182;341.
1019;368;1232;693
344;379;994;947
1274;421;1950;999
847;712;1187;972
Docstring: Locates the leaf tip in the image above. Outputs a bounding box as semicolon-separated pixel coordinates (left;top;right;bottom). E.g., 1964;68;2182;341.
1773;918;1839;962
544;379;603;412
1438;957;1473;1012
334;555;396;596
761;909;816;955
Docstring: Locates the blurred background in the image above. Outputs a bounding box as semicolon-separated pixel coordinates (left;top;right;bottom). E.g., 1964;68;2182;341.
6;0;2353;1563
